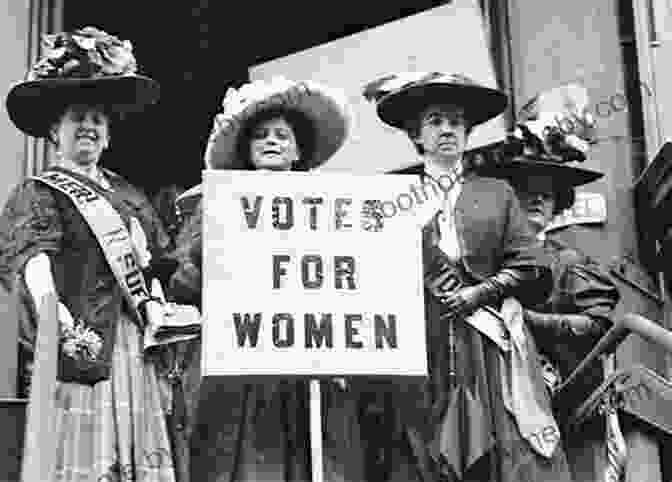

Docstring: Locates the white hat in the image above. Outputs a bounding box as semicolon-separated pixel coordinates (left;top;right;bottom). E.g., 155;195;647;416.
204;77;351;170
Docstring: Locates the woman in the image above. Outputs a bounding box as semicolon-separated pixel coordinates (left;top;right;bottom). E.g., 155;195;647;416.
170;77;365;482
1;27;178;481
361;72;571;482
486;120;620;397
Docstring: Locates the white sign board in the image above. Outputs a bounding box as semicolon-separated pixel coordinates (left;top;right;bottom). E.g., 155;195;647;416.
202;170;427;377
249;0;505;174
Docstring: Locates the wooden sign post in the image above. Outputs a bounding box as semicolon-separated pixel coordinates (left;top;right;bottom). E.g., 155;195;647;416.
310;379;324;482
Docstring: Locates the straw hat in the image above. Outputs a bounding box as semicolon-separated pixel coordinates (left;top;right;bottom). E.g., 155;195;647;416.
362;72;507;130
6;26;159;138
204;77;351;170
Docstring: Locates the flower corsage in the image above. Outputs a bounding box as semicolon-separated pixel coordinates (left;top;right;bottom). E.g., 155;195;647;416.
60;318;103;363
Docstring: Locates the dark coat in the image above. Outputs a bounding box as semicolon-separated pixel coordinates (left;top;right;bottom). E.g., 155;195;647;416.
423;173;552;302
374;173;571;482
0;166;172;385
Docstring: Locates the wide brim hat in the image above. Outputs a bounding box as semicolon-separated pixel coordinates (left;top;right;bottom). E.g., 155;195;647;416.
489;156;603;188
362;72;507;130
5;26;160;138
485;83;604;189
7;75;159;138
205;77;351;170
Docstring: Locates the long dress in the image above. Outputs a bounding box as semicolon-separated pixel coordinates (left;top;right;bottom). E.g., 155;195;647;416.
0;166;177;482
170;201;366;482
360;174;574;482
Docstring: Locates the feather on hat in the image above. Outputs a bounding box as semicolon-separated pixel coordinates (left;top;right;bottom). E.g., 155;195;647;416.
489;83;603;188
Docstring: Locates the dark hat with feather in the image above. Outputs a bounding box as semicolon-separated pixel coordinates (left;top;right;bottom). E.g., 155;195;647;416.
6;26;160;138
486;83;604;201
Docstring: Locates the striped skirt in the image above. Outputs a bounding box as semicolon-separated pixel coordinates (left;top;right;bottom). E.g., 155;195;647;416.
52;315;176;482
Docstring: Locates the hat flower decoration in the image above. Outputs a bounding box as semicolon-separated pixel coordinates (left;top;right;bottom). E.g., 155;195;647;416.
29;26;136;80
205;76;351;170
213;76;299;129
492;83;603;188
510;83;597;161
5;26;160;138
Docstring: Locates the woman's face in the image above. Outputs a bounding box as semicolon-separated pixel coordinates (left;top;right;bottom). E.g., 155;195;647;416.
51;104;111;166
413;104;468;167
514;175;558;234
249;116;300;171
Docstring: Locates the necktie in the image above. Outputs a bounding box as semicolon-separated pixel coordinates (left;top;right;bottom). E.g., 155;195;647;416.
437;172;461;260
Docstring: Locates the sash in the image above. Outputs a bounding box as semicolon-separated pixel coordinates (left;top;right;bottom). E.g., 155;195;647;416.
499;298;560;459
32;170;150;327
464;307;510;352
428;205;559;459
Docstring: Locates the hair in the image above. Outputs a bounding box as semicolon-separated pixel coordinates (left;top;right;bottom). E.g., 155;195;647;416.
509;178;575;215
403;103;474;155
234;107;317;171
554;188;575;214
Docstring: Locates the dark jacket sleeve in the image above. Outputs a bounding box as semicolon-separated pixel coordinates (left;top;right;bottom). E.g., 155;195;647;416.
426;177;552;308
0;180;63;279
552;243;620;336
0;180;63;354
527;239;621;379
169;200;202;306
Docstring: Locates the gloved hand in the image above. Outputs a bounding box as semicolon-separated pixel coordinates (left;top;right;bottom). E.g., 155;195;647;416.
524;310;598;338
424;257;463;298
439;281;500;320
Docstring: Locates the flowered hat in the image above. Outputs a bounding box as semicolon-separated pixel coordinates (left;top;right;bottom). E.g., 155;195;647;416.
362;72;507;130
6;26;160;138
487;83;604;190
204;77;351;170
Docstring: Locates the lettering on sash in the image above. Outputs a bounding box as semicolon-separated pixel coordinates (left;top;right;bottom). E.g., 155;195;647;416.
40;171;101;203
33;171;151;326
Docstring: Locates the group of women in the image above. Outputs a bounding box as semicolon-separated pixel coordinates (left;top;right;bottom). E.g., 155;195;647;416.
0;27;619;482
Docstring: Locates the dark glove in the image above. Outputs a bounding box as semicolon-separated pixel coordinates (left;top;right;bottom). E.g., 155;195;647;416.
438;269;532;320
425;266;462;296
524;310;601;338
143;257;179;287
439;281;500;320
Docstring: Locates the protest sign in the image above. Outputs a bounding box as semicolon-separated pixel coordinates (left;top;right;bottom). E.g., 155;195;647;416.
202;170;427;377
